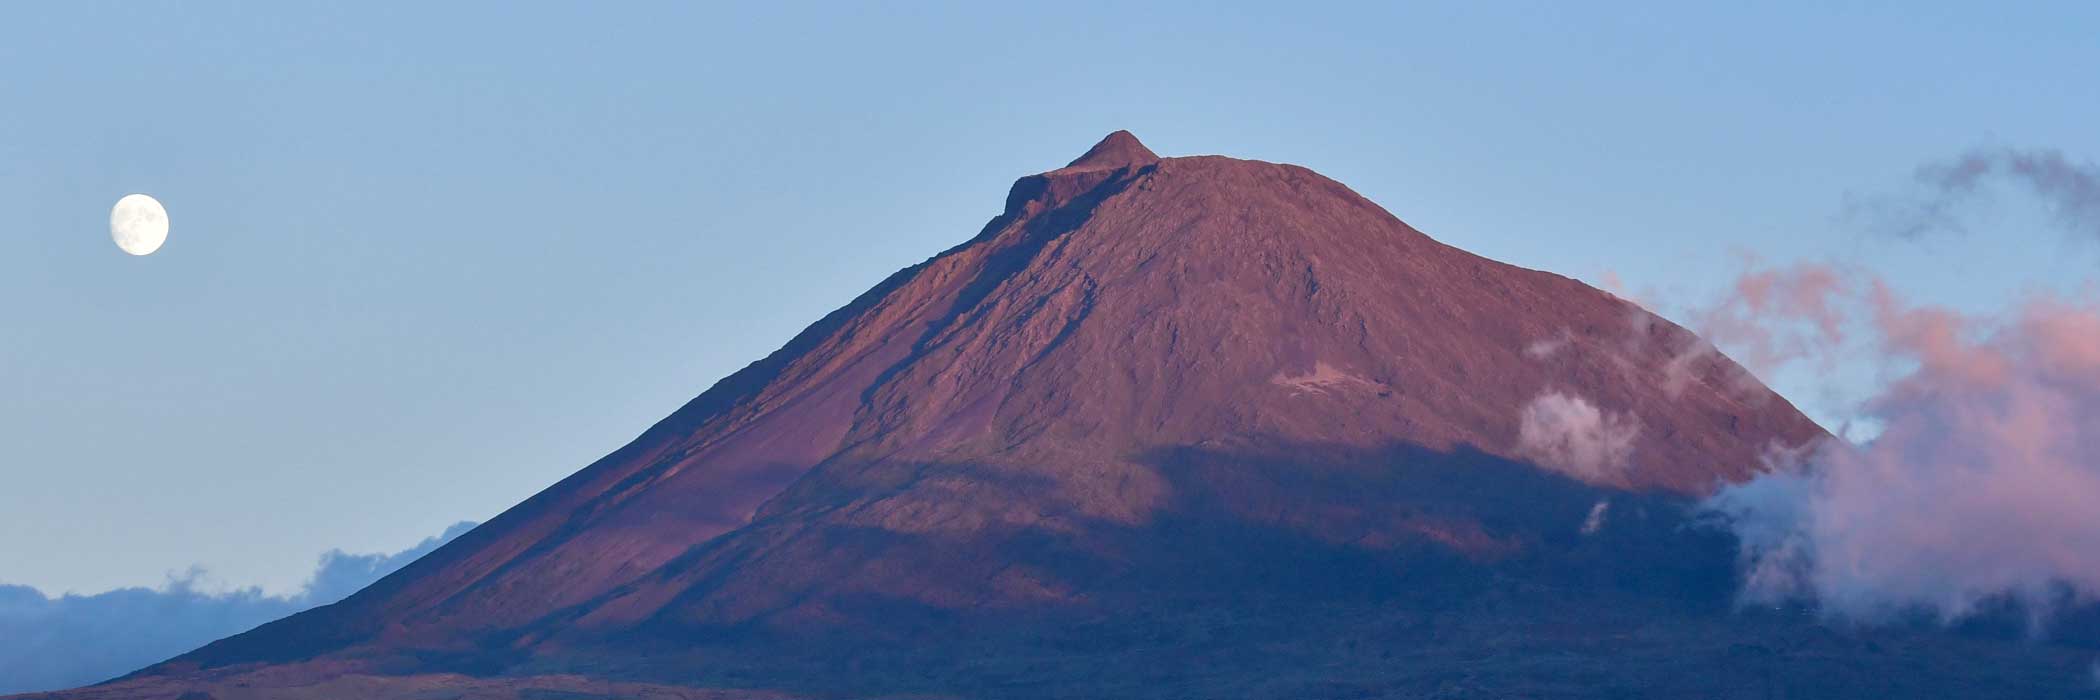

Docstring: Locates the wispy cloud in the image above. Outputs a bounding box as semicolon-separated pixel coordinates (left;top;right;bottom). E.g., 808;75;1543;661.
1845;147;2100;240
1687;257;1851;376
0;521;474;695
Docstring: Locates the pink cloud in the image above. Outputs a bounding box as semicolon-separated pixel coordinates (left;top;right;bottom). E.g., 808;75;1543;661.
1688;259;1853;376
1704;273;2100;624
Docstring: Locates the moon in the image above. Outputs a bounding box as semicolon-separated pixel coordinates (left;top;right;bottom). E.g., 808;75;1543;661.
110;194;169;256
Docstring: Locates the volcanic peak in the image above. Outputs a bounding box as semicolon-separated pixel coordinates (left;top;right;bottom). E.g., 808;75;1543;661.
1061;130;1161;172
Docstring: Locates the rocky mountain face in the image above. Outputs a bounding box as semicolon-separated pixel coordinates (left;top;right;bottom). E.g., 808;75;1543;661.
36;133;2095;699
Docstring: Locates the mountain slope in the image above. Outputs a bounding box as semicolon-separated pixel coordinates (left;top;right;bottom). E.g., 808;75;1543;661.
100;132;1930;695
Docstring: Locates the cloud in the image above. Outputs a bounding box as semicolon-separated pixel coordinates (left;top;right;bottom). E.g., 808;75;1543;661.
1524;330;1571;360
1699;267;2100;627
0;521;474;695
1688;258;1851;376
1580;499;1611;536
1846;147;2100;240
1515;390;1641;483
1608;301;1757;401
301;522;475;605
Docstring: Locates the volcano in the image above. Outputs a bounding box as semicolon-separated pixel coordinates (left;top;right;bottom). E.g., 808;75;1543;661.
39;133;2097;699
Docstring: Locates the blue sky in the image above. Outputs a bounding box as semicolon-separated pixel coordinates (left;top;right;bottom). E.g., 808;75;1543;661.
4;2;2097;596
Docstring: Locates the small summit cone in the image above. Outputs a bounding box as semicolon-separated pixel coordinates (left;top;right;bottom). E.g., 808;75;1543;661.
1006;130;1161;214
1061;130;1160;171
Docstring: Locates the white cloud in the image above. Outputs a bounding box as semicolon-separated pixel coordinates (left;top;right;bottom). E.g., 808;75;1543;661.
1515;390;1640;483
1580;499;1611;535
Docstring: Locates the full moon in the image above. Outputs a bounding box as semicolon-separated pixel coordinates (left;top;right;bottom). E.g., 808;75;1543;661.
110;193;169;256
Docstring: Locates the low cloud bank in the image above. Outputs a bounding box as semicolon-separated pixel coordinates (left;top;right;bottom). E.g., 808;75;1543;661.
1694;262;2100;627
0;521;474;694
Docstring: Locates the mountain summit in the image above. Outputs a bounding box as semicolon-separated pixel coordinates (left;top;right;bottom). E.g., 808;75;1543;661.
71;132;2066;700
1063;129;1160;170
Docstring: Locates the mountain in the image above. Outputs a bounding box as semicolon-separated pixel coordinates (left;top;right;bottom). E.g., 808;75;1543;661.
33;133;2095;699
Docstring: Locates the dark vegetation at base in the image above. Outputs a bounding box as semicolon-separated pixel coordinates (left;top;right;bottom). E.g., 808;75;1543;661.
414;443;2095;699
529;595;2097;699
102;439;2100;699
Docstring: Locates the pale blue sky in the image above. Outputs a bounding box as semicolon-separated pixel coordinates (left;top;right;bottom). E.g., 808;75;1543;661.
4;2;2097;595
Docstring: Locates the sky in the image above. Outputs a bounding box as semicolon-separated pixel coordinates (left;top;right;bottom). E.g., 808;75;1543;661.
4;2;2098;597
